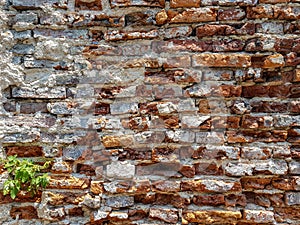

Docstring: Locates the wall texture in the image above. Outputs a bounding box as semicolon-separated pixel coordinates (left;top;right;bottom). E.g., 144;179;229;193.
0;0;300;224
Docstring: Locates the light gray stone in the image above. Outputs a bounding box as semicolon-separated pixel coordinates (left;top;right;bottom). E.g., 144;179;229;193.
224;162;254;176
196;132;224;144
157;102;178;114
289;161;300;175
285;192;300;205
106;161;135;179
104;196;134;208
255;160;288;175
110;102;138;115
12;86;66;99
244;210;274;223
181;115;210;128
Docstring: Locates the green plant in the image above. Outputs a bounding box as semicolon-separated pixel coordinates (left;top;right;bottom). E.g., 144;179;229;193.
1;155;51;199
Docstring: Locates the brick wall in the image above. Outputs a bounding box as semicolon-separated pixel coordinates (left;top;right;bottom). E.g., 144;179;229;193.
0;0;300;224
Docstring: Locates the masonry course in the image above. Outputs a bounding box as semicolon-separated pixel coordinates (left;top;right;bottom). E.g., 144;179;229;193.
0;0;300;224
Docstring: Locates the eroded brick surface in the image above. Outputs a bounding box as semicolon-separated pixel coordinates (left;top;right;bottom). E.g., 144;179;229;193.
0;0;299;224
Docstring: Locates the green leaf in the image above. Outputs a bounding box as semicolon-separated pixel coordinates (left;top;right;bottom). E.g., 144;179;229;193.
1;156;51;199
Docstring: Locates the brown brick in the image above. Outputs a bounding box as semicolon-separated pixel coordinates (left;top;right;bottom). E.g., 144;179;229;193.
183;210;242;224
152;180;181;192
193;194;225;206
48;176;89;189
275;207;300;221
149;208;178;223
260;0;289;3
95;102;110;115
274;6;300;20
246;5;274;19
196;23;255;38
241;177;272;190
272;177;298;190
75;0;102;10
212;39;245;52
242;85;269;98
269;85;290;98
194;162;223;175
289;101;300;113
192;53;251;68
218;8;245;21
110;0;165;8
5;146;43;157
251;101;288;113
68;207;84;217
156;9;168;25
20;102;48;114
168;8;217;23
162;56;191;68
10;206;38;219
179;165;195;178
252;54;285;68
225;194;247;207
102;135;134;148
170;0;201;8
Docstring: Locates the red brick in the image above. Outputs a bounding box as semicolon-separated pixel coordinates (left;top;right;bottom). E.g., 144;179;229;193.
20;102;48;114
5;146;43;157
196;23;255;38
212;39;245;52
275;207;300;222
194;162;223;175
68;207;84;217
193;194;225;206
241;177;272;190
170;0;200;8
168;8;217;23
225;194;247;207
10;206;38;219
75;0;102;10
218;8;245;21
163;56;191;68
242;85;269;98
246;5;274;19
269;85;290;98
95;102;110;115
110;0;165;8
260;0;289;3
250;101;288;113
289;101;300;113
274;6;300;20
192;53;251;68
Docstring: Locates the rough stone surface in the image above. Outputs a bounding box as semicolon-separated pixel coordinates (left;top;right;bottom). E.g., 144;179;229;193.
0;0;299;224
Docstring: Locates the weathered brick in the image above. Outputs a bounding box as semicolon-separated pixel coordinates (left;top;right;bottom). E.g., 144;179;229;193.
110;0;165;8
247;5;274;19
75;0;102;10
218;8;246;21
168;8;217;23
181;179;242;193
11;0;59;9
5;146;43;157
10;206;38;219
182;210;242;224
192;53;251;67
149;208;178;223
12;87;66;99
243;210;274;223
193;194;225;206
196;23;255;37
203;0;257;5
275;207;300;222
170;0;201;8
